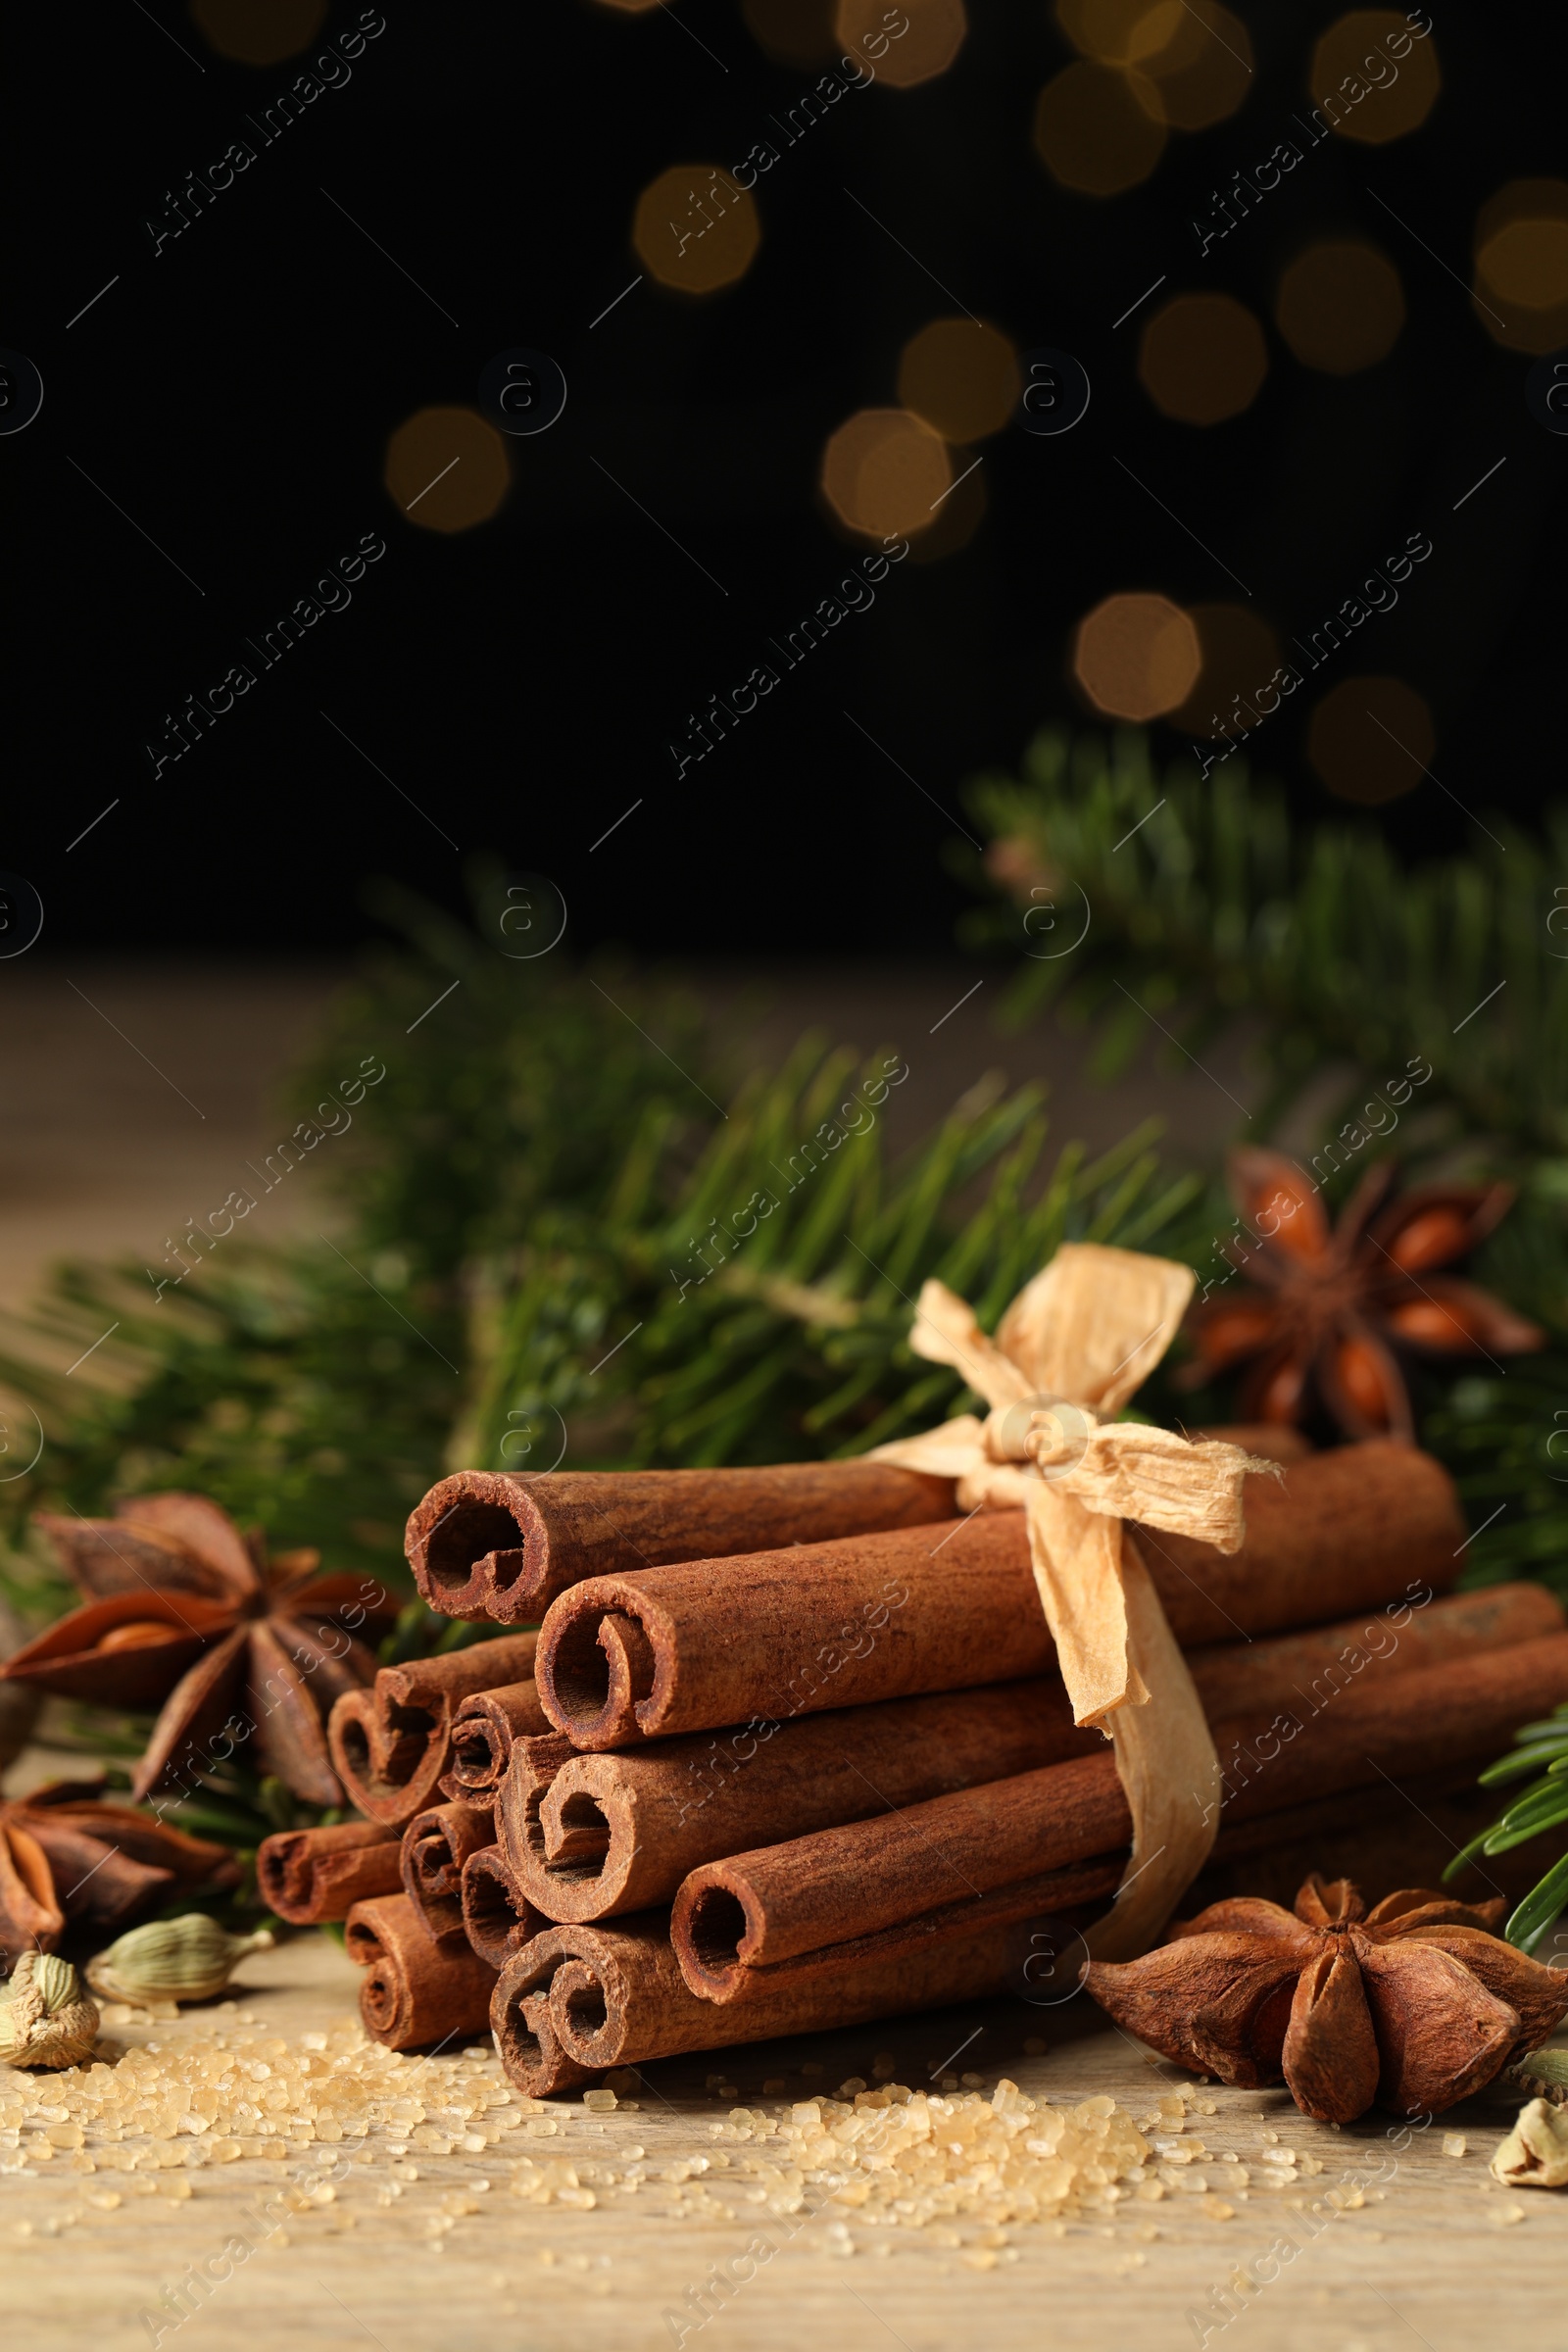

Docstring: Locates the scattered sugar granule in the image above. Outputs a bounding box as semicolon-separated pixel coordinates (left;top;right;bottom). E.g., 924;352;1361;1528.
1443;2132;1467;2159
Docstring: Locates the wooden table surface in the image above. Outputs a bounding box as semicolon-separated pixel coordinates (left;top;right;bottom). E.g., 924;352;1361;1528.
5;1932;1564;2352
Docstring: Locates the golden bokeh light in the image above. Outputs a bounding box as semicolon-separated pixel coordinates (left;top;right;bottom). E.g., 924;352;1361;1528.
744;0;838;66
836;0;967;87
1055;1;1250;127
820;409;953;540
1168;606;1283;737
1139;293;1267;424
1073;594;1201;721
1034;62;1166;198
1128;3;1253;132
1308;13;1441;145
897;319;1021;442
908;449;988;564
1275;240;1405;373
384;408;511;536
632;167;760;296
1307;676;1433;805
1056;0;1181;66
1473;181;1568;353
189;0;326;64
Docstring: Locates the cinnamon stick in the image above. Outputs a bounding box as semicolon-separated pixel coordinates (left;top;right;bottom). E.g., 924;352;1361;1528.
1185;1581;1564;1724
500;1677;1098;1924
327;1632;539;1827
461;1844;545;1971
344;1890;497;2051
437;1680;554;1810
674;1756;1128;1996
407;1462;956;1623
534;1444;1463;1749
1131;1439;1461;1644
401;1801;497;1944
257;1820;403;1925
492;1873;1120;2097
669;1629;1568;2002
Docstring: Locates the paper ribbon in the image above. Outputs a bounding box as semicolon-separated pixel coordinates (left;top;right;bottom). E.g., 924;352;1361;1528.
871;1242;1274;1960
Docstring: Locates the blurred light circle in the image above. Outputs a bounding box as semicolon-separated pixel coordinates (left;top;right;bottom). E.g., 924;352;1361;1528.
1481;219;1568;308
1167;605;1282;737
836;0;967;87
744;0;839;65
1275;240;1405;373
633;166;760;295
1308;676;1433;805
1139;293;1267;423
1128;2;1253;131
1073;594;1201;720
1473;180;1568;353
589;0;663;11
820;408;953;538
1308;12;1441;145
898;318;1020;442
1057;0;1184;66
188;0;325;62
907;447;987;563
1033;61;1166;197
384;407;511;535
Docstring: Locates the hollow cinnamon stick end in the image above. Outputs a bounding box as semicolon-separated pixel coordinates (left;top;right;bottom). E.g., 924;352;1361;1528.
462;1846;544;1972
406;1472;547;1623
491;1945;599;2099
534;1587;660;1750
256;1823;402;1924
670;1865;758;2001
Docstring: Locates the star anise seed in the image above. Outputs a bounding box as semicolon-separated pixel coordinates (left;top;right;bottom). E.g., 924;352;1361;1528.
1084;1873;1568;2124
4;1494;398;1805
0;1778;238;1961
1179;1152;1542;1440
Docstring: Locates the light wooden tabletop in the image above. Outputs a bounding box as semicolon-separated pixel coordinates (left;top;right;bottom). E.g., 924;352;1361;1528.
4;1932;1563;2352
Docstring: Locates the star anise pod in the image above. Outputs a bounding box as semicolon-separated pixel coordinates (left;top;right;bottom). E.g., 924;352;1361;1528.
1085;1873;1568;2124
0;1777;238;1962
1178;1152;1542;1439
2;1494;397;1807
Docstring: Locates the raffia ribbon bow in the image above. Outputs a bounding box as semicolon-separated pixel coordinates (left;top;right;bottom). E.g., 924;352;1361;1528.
871;1242;1276;1960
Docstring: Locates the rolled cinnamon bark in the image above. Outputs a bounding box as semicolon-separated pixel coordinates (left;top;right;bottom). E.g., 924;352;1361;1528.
462;1844;546;1971
535;1517;1049;1749
401;1802;497;1944
344;1890;498;2051
437;1681;554;1811
675;1756;1120;1995
500;1677;1097;1924
493;1868;1121;2096
327;1632;539;1827
534;1445;1463;1749
257;1820;403;1925
1185;1581;1563;1724
670;1630;1568;2002
1131;1439;1461;1644
408;1462;956;1622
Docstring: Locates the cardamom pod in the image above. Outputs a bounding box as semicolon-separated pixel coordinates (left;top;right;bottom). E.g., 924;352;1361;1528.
85;1915;274;2006
1492;2095;1568;2189
1508;2046;1568;2107
0;1952;100;2070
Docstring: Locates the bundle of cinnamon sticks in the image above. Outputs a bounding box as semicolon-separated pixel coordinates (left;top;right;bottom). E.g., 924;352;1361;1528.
256;1443;1568;2084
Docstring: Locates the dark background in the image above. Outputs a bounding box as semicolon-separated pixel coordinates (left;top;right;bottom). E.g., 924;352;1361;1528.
6;0;1564;956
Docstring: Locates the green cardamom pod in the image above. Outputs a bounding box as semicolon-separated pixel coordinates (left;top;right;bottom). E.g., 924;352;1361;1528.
0;1952;100;2070
85;1915;274;2006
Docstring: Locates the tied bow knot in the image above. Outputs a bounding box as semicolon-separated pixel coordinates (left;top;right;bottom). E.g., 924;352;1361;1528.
870;1242;1278;1959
